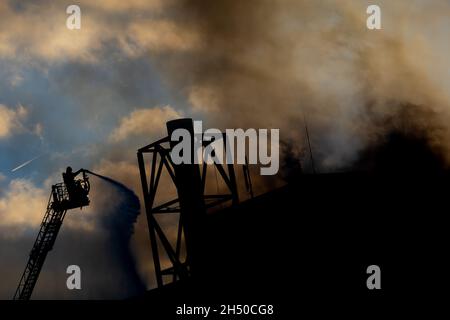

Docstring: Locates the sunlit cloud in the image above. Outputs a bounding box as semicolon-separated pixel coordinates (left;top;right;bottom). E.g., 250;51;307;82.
0;1;199;64
109;105;182;143
0;104;28;139
0;179;47;234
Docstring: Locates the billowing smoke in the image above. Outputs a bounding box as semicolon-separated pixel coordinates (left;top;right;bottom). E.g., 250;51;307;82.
154;0;450;172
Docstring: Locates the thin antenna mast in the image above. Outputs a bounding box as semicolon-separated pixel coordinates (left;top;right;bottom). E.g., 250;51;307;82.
303;112;317;174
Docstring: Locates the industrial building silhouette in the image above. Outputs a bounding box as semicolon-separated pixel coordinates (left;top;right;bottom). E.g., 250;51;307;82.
11;118;448;316
134;119;448;314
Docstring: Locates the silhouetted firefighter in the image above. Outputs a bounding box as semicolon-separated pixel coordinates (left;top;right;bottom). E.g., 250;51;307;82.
62;167;90;209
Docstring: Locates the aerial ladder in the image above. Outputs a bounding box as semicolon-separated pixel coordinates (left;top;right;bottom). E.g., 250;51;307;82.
13;170;90;300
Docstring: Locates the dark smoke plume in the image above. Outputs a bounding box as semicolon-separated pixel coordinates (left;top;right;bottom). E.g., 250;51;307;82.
155;0;450;172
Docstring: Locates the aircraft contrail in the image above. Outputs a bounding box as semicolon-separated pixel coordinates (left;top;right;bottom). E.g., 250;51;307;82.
11;154;43;172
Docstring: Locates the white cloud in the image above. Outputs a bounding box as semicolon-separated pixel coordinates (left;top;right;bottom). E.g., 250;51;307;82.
121;20;200;57
0;1;199;63
0;104;28;139
109;105;182;142
188;86;221;113
0;179;47;235
83;0;167;12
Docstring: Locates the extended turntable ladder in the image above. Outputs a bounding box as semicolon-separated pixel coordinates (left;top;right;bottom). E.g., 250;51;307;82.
13;184;68;300
13;173;90;300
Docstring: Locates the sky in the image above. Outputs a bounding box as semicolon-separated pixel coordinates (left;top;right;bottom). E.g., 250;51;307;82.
1;0;450;299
